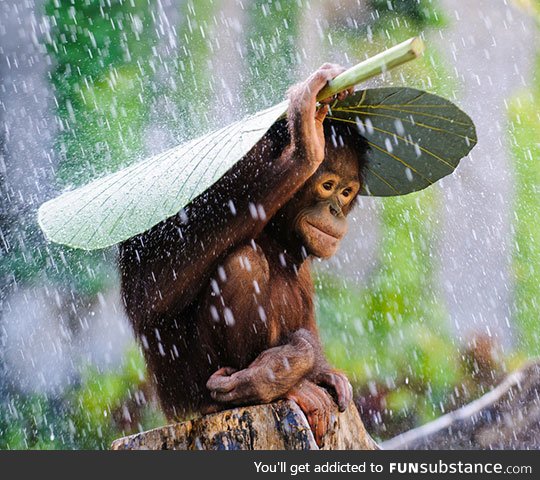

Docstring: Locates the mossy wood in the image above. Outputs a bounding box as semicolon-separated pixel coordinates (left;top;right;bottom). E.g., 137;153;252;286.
111;401;379;450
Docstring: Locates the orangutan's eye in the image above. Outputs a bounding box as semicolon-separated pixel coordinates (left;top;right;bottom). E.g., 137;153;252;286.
322;181;333;191
342;188;352;198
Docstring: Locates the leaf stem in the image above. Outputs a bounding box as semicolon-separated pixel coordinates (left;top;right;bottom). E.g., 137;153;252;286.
316;37;425;101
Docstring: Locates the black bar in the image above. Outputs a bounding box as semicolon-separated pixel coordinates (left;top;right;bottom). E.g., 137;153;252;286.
1;450;538;479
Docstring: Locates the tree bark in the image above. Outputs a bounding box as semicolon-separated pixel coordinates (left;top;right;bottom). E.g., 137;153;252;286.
383;360;540;450
111;401;379;450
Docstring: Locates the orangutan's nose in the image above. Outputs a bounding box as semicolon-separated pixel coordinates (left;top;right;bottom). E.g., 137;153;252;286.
329;200;343;217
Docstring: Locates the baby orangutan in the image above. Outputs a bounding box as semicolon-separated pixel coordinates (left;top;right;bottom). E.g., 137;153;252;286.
119;64;368;446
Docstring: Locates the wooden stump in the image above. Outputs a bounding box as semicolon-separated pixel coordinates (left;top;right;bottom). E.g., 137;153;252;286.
111;400;379;450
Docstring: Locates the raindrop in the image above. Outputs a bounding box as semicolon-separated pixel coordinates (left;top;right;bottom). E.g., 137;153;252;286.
217;266;227;282
405;168;413;182
210;279;220;295
257;204;266;221
365;118;374;135
356;116;366;134
248;202;258;219
210;305;220;322
394;119;405;135
223;308;235;326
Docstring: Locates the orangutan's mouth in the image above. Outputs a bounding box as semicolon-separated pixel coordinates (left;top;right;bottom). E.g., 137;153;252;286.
305;221;341;241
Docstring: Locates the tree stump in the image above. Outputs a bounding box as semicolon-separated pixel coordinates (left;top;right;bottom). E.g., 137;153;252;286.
111;400;379;450
383;360;540;450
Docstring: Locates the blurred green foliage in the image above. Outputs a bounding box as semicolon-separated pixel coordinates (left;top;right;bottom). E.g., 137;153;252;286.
243;0;301;110
2;0;159;299
161;1;216;139
315;189;465;437
0;348;164;449
45;0;157;185
369;0;446;28
0;228;116;298
509;55;540;356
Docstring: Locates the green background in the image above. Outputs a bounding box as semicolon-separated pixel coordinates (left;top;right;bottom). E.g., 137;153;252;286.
0;0;539;448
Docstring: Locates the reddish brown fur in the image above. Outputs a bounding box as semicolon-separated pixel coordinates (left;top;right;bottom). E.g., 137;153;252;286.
118;64;368;445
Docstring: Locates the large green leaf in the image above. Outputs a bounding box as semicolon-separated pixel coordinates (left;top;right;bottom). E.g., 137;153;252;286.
328;88;477;196
38;101;288;251
38;87;476;250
